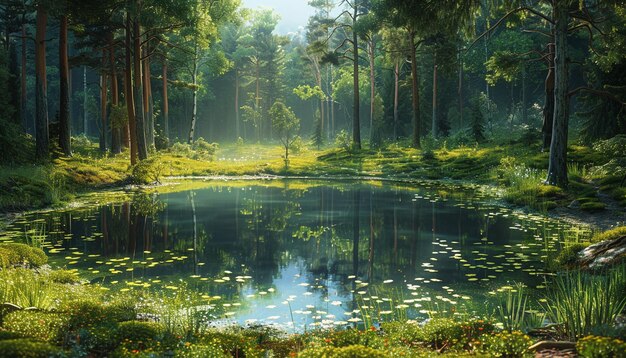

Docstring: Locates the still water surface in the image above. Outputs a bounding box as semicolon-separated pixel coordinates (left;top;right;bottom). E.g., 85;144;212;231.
2;180;578;330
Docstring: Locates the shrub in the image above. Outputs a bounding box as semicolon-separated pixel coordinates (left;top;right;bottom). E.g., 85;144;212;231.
418;318;465;351
67;301;136;330
2;311;69;343
130;157;164;184
381;321;422;347
78;323;121;355
175;343;229;358
0;339;61;358
192;138;218;161
116;321;164;351
479;331;532;357
46;269;80;284
298;345;389;358
556;243;589;267
335;130;351;151
544;268;626;340
576;335;626;358
0;269;54;310
591;226;626;243
321;329;384;349
0;243;47;268
71;134;93;148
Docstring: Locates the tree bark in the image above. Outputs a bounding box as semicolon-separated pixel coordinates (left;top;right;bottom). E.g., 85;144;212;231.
34;5;49;160
410;31;420;148
352;1;361;150
83;66;88;134
162;57;169;143
100;50;108;152
542;42;555;151
125;12;138;165
187;46;198;144
109;33;122;154
369;38;376;145
143;45;154;149
546;3;569;187
234;68;239;139
432;52;438;139
59;15;71;156
133;13;148;160
394;61;399;140
458;48;464;129
21;23;27;131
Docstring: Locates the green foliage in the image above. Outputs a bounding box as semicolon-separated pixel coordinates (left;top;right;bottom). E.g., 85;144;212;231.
0;243;47;268
556;243;589;268
2;311;69;343
170;139;218;161
299;345;389;358
46;269;81;284
0;269;54;310
590;226;626;244
418;318;465;351
130;157;165;184
0;47;29;165
469;97;485;142
175;343;229;358
544;268;626;340
576;335;626;358
109;104;128;130
271;101;301;165
293;85;325;101
478;331;532;357
335;130;351;151
67;301;136;331
0;339;61;358
116;321;165;351
493;284;539;333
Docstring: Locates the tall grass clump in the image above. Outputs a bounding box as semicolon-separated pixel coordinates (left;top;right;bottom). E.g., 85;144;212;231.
495;156;560;211
0;269;55;310
543;266;626;340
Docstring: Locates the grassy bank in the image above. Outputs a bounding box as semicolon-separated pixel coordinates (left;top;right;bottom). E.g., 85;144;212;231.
0;239;624;357
1;137;624;217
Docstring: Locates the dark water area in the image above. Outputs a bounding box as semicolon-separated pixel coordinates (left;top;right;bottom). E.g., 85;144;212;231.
1;180;576;330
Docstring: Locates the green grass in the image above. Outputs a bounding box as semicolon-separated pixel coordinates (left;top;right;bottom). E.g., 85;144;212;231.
0;137;624;215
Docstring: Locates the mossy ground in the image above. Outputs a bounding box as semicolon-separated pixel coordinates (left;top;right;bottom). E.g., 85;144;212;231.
1;139;624;217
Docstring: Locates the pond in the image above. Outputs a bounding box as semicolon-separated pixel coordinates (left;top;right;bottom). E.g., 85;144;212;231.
1;180;584;331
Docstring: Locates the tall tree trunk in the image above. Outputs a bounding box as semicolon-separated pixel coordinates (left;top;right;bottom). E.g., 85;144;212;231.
255;59;260;142
458;48;464;129
432;53;438;139
330;64;335;138
34;5;49;160
59;15;71;156
83;66;88;134
409;31;420;148
143;46;154;149
133;14;148;160
21;22;27;131
125;12;138;165
188;47;198;144
234;68;239;139
110;33;122;154
521;63;527;124
394;61;399;140
100;50;108;152
352;2;361;150
542;42;555;151
546;4;569;187
162;57;169;143
369;38;376;145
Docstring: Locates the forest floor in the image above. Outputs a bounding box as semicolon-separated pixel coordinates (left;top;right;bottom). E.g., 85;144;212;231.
0;139;624;230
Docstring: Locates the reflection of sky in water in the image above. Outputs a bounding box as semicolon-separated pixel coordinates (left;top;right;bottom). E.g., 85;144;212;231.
0;181;579;330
